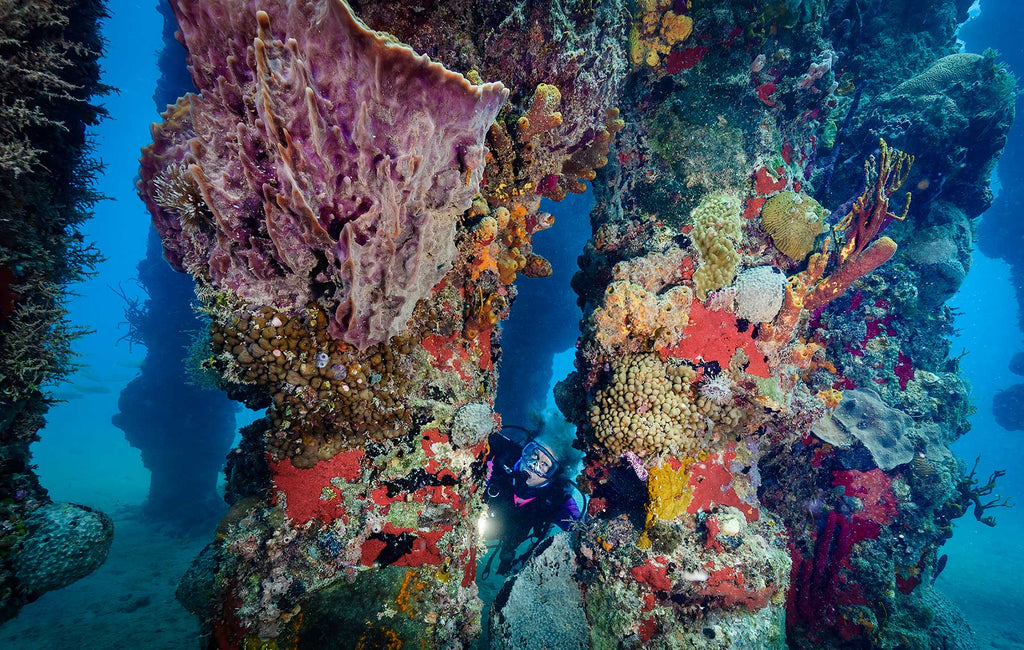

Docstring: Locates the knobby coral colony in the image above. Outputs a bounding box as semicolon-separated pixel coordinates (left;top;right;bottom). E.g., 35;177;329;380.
138;0;1013;648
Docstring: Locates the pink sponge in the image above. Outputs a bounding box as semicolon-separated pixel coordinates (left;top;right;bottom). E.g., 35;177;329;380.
139;0;507;348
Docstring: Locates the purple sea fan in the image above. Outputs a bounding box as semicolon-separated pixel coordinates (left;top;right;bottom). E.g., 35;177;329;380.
139;0;508;349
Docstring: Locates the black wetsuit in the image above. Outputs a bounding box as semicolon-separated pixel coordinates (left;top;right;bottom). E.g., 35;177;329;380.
483;433;581;575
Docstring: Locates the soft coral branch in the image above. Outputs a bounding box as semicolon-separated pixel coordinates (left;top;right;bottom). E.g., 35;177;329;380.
964;456;1014;527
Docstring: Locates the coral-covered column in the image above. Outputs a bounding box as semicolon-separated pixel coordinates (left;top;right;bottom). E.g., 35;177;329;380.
140;0;629;644
550;1;1014;647
555;1;864;645
139;0;510;645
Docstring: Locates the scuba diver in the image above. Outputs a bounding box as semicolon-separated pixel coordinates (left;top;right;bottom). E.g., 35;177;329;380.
481;419;584;576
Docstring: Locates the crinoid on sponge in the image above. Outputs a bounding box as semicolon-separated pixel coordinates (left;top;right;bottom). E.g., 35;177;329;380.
589;281;693;354
760;191;828;261
689;193;744;300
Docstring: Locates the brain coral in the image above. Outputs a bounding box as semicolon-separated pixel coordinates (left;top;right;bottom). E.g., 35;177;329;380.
760;191;827;260
690;194;743;299
139;0;508;349
889;53;987;96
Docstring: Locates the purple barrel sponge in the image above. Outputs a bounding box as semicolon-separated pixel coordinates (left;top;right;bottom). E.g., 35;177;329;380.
139;0;508;349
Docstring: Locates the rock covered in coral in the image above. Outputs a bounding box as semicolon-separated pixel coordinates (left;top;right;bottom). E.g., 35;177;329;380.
139;0;508;349
993;383;1024;431
489;533;587;650
835;52;1015;218
12;503;113;596
176;542;223;618
919;588;978;649
902;201;973;308
811;389;916;471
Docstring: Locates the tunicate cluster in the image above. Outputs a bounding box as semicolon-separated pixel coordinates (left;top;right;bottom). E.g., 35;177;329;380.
315;352;330;369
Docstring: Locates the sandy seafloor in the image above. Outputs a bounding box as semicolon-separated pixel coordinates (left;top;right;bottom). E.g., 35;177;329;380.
2;1;1024;648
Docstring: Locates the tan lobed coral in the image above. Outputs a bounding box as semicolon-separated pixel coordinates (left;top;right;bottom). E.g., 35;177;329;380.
690;193;744;300
587;355;745;457
760;191;828;261
590;281;693;354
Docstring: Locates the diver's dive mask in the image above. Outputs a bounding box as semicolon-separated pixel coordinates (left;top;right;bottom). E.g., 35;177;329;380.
519;441;559;484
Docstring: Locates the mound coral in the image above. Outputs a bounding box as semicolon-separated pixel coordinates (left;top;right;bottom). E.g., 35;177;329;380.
690;193;744;299
13;503;113;596
587;354;745;457
139;0;508;349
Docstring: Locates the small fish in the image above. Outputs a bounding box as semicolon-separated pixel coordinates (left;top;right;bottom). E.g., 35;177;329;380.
48;390;83;401
77;384;112;395
931;554;948;585
77;367;103;382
